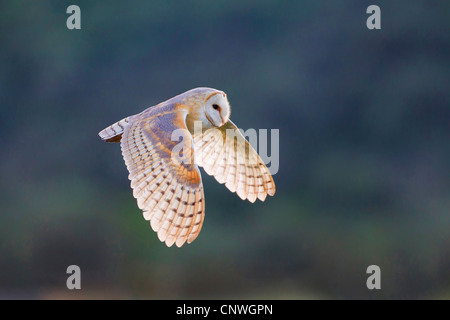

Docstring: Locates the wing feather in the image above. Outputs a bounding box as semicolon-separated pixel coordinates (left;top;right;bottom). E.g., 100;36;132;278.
120;103;205;247
192;120;275;201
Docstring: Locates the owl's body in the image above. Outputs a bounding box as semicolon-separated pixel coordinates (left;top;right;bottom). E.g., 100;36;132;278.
99;88;275;247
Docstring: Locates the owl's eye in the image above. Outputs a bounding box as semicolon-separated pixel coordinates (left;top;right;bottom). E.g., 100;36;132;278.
212;104;220;111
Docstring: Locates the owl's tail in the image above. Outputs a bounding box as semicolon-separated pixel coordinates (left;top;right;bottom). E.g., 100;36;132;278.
98;117;131;143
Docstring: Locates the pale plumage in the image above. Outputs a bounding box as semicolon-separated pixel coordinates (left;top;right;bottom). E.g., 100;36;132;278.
99;87;275;247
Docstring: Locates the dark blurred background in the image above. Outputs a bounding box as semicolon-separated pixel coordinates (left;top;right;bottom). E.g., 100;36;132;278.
0;0;449;299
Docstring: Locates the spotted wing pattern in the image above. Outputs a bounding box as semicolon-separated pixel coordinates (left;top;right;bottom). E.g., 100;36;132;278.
192;120;275;203
120;105;205;247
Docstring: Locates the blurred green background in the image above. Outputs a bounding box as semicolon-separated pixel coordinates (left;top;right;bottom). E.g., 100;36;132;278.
0;0;449;299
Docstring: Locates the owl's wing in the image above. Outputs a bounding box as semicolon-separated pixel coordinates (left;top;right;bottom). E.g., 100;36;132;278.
120;106;205;247
192;120;275;202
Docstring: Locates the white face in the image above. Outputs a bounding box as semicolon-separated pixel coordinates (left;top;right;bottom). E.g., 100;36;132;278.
204;92;231;127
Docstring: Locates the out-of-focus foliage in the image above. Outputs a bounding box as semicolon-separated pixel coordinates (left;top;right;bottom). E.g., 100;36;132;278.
0;0;449;299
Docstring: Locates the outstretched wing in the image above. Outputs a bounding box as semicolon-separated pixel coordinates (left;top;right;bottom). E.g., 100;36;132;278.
120;104;205;247
192;120;275;202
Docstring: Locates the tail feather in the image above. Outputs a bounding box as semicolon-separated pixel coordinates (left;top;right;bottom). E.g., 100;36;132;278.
99;117;130;143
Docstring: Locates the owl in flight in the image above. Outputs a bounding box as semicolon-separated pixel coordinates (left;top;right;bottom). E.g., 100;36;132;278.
99;88;275;247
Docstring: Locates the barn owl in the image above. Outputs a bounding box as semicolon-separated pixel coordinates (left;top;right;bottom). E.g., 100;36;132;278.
99;88;275;247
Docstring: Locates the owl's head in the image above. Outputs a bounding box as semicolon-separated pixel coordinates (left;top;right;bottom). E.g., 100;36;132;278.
203;90;231;127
